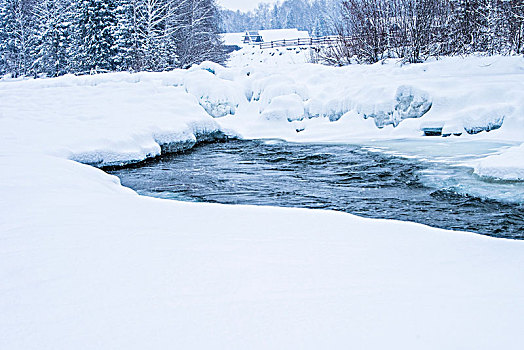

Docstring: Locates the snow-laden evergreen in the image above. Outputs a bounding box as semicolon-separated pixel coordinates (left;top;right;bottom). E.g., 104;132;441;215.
0;0;35;77
0;0;226;77
76;0;118;73
32;0;73;77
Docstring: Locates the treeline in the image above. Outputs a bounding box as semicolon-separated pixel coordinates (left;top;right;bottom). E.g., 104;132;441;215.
0;0;226;78
322;0;524;64
220;0;341;36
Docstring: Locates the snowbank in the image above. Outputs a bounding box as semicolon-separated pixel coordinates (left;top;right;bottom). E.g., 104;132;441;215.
183;68;246;118
222;54;524;145
261;93;305;121
475;143;524;180
2;152;524;349
0;71;227;167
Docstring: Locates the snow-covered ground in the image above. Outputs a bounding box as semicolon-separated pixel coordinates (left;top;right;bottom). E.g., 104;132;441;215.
1;51;524;349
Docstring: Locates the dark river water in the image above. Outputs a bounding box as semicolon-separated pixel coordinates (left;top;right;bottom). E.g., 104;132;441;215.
108;140;524;239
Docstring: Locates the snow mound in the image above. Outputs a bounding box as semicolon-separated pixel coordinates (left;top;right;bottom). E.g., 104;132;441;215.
250;74;309;106
475;143;524;181
462;107;508;135
261;93;305;121
360;85;432;128
183;69;246;118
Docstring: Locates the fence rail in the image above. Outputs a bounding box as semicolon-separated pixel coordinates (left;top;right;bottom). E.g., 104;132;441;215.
258;36;343;49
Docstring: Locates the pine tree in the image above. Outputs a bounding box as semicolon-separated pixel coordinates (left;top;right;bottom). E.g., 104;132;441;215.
114;0;140;71
0;0;35;77
75;0;118;73
32;0;72;77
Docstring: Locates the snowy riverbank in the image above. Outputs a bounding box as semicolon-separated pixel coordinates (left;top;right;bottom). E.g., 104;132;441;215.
1;54;524;349
223;52;524;180
2;54;523;174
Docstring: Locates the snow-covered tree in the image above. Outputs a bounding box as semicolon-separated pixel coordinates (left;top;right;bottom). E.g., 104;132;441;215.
175;0;226;68
75;0;118;73
31;0;73;76
113;0;139;71
0;0;35;77
134;0;178;70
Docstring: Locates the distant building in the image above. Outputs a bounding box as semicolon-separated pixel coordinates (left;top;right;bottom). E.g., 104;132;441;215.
221;29;310;47
243;31;263;44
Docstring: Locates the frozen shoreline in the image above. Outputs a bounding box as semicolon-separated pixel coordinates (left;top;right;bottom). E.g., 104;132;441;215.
2;54;523;176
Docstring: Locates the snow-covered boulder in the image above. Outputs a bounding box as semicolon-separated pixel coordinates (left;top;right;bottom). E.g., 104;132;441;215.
183;70;246;118
250;74;309;107
394;85;432;121
462;107;508;135
360;85;432;128
260;93;305;121
189;61;226;76
304;98;324;119
441;122;464;136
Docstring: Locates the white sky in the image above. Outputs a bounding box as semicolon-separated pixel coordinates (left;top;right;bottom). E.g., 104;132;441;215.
217;0;279;12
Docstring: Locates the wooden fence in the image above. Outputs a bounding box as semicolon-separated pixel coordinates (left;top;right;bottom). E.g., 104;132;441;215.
258;36;343;49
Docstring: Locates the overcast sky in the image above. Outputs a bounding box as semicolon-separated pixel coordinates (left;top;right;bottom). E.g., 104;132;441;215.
217;0;278;12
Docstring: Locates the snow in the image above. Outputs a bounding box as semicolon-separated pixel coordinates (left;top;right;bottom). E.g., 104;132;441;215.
221;31;245;46
475;143;524;180
2;153;524;349
2;52;524;348
0;71;224;167
228;46;311;66
183;69;246;118
258;28;310;42
261;93;305;121
221;55;524;143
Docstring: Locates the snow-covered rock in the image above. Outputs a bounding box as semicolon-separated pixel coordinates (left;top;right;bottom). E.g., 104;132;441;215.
183;69;246;118
261;93;305;121
462;107;508;135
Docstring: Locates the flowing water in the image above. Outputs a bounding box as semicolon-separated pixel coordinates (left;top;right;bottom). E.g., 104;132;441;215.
108;140;524;239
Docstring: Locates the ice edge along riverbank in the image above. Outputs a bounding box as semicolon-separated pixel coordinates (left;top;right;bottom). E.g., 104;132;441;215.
2;54;524;177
